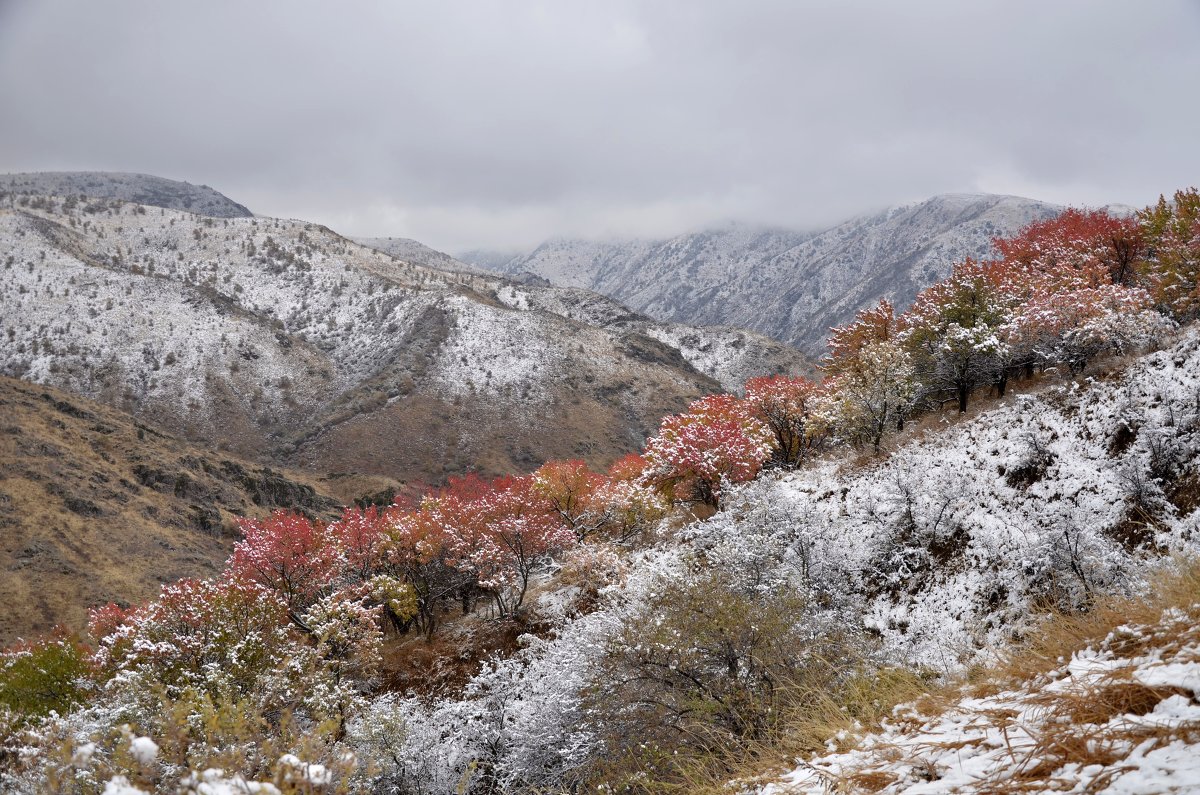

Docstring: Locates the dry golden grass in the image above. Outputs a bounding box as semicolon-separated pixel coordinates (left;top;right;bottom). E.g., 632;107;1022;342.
1052;680;1192;724
609;665;944;795
996;555;1200;687
845;770;898;792
0;376;346;644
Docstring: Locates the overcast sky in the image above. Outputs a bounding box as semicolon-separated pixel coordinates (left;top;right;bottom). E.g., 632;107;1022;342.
1;1;1197;252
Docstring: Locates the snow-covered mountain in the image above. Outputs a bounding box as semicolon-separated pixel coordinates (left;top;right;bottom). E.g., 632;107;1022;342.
353;236;488;276
466;194;1061;355
0;188;807;484
0;171;253;218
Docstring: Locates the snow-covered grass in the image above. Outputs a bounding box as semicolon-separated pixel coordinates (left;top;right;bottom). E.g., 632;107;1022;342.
756;573;1200;794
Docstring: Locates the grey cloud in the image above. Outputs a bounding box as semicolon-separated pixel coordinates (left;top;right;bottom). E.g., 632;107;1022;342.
1;0;1197;251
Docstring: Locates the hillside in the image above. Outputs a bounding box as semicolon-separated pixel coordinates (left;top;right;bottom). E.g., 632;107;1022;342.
353;236;488;275
756;601;1200;793
2;191;1197;793
353;324;1200;790
0;171;252;218
0;375;348;645
468;193;1061;355
0;189;808;487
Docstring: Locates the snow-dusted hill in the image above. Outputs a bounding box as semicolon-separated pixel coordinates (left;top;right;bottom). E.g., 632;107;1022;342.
466;194;1061;355
0;171;252;218
359;326;1200;790
0;190;807;483
353;236;487;275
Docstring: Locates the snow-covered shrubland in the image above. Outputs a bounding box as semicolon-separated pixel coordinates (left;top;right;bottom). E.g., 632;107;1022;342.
2;192;1198;793
345;326;1200;791
709;332;1200;667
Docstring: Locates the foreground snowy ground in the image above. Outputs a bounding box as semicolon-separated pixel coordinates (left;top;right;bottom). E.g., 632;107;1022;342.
758;607;1200;794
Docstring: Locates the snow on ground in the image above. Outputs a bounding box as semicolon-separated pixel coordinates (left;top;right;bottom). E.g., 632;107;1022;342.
759;610;1200;794
431;294;571;400
642;321;810;391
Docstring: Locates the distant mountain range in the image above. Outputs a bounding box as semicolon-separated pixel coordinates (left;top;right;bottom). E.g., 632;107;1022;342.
461;194;1063;356
0;171;253;218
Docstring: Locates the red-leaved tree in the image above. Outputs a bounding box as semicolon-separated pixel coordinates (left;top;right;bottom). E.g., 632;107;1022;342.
993;208;1145;289
743;375;831;468
228;511;340;625
642;394;773;509
531;459;606;540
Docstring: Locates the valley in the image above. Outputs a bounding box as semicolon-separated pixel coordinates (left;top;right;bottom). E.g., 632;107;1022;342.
1;174;1197;795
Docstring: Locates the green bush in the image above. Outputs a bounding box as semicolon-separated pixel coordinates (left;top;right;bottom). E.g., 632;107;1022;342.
584;574;871;790
0;632;91;719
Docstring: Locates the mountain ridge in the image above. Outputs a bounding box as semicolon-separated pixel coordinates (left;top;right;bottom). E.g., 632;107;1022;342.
0;188;809;490
464;192;1063;355
0;171;253;218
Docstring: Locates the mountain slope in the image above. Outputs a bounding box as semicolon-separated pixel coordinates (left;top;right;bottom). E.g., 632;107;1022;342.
757;601;1200;794
0;171;252;218
353;236;808;390
0;375;348;644
353;236;487;275
362;326;1200;790
469;194;1061;355
0;190;807;487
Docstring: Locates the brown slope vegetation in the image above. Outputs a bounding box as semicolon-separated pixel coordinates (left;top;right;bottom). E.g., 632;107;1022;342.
0;376;365;645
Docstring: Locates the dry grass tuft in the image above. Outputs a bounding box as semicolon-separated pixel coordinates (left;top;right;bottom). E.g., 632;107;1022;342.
844;770;898;792
997;555;1200;685
1058;680;1192;724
